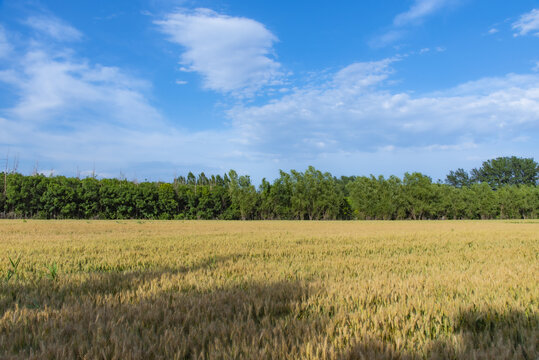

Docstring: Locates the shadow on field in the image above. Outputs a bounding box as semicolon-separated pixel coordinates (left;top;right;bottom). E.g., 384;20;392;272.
343;307;538;360
0;254;239;313
1;280;315;359
0;255;319;359
1;254;537;359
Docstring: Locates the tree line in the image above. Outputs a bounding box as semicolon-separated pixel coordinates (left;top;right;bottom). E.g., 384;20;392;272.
0;157;537;220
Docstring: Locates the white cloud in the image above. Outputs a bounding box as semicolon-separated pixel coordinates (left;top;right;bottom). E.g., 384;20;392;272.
24;15;83;42
488;28;499;35
1;49;160;129
512;9;539;37
394;0;456;26
0;22;252;179
332;58;396;88
228;59;539;158
2;10;538;182
155;8;282;96
175;79;188;85
370;30;406;48
373;0;456;47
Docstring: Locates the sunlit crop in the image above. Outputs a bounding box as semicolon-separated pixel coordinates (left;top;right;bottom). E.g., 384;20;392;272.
0;220;537;359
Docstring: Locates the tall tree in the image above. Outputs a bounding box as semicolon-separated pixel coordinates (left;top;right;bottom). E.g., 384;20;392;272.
0;163;537;220
270;171;294;219
227;170;258;220
445;168;472;188
471;156;539;188
402;172;435;220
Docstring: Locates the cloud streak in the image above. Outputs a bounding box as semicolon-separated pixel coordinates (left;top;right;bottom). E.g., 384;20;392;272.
24;15;83;42
1;49;160;129
373;0;457;47
228;59;539;158
155;8;283;97
512;9;539;37
394;0;455;26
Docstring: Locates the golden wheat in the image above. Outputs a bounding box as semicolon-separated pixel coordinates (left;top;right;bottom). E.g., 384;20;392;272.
0;220;537;359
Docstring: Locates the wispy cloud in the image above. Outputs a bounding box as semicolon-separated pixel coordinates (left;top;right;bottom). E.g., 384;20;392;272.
0;17;248;179
1;49;159;128
24;15;83;42
228;59;539;158
155;8;283;97
1;8;538;181
370;30;406;48
373;0;457;47
512;8;539;37
394;0;455;26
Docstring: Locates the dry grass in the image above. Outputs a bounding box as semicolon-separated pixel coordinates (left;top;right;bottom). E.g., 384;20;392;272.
0;220;537;359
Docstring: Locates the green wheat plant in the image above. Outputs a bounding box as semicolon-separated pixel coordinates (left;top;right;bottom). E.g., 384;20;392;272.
5;255;21;282
46;262;58;280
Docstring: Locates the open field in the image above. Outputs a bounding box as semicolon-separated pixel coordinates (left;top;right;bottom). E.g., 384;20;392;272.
0;220;537;359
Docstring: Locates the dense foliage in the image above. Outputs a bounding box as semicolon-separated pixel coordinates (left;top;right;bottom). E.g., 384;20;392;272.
1;157;538;220
445;156;539;188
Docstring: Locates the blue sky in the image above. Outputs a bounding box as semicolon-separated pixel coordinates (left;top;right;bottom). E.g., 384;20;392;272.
0;0;538;182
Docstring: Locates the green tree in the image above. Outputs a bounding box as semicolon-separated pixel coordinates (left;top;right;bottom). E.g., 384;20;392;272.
258;178;275;220
445;168;472;188
196;186;215;219
79;177;100;219
270;171;294;219
40;176;80;219
99;179;127;219
228;170;258;220
518;185;539;219
468;183;496;219
135;182;159;219
348;175;403;220
157;183;178;219
497;186;521;219
402;172;435;220
211;182;231;219
347;176;379;220
471;156;539;189
289;166;342;220
0;165;536;221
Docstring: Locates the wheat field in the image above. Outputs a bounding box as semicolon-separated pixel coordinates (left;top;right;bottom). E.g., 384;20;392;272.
0;220;537;359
